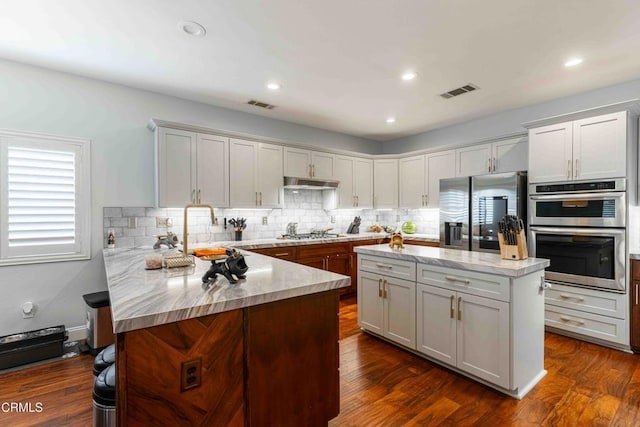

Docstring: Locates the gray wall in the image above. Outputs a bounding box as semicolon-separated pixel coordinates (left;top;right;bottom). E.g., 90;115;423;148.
383;77;640;154
0;59;380;337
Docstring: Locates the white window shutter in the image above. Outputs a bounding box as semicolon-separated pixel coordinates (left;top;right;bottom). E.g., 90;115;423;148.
0;130;91;265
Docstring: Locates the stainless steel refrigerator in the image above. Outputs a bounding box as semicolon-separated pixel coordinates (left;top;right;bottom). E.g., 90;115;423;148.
439;171;527;253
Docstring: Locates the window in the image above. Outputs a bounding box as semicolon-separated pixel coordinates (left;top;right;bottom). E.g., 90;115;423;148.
0;129;91;265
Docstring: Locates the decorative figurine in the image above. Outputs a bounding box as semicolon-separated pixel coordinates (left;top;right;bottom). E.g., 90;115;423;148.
202;249;249;285
389;231;404;250
153;232;179;249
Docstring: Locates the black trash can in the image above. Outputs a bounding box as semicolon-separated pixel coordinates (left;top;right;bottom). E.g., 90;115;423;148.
82;291;114;355
93;363;116;427
93;344;115;376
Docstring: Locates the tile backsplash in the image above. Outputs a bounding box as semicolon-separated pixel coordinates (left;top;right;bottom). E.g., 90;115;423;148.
103;190;440;248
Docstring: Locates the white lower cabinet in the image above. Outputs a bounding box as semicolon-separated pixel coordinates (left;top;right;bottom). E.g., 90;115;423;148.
544;282;628;347
359;271;416;349
417;284;510;389
358;254;546;398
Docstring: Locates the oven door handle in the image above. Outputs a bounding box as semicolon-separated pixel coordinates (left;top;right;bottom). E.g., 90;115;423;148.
529;192;625;201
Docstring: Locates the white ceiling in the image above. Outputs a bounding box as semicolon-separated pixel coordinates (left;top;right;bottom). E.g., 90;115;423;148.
2;1;640;142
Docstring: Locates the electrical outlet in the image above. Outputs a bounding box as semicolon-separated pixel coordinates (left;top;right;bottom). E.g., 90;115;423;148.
156;217;170;227
330;216;336;224
396;215;401;222
128;217;137;229
262;216;268;225
181;358;201;391
376;215;379;222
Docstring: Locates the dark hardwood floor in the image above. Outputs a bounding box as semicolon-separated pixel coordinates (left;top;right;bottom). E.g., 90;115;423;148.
2;295;640;426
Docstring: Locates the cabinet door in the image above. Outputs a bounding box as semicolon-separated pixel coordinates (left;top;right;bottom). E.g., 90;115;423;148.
196;134;229;207
229;139;258;208
334;156;355;208
311;152;334;179
383;276;416;349
573;111;627;181
456;293;510;389
157;128;196;207
416;284;456;365
456;144;492;177
528;122;573;183
632;260;640;353
326;253;350;276
358;272;384;334
257;143;283;208
354;158;373;209
493;136;527;174
399;155;426;209
297;256;326;270
426;150;456;208
374;159;398;208
284;147;311;178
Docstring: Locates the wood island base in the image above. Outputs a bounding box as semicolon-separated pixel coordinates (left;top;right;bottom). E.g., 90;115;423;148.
116;290;339;426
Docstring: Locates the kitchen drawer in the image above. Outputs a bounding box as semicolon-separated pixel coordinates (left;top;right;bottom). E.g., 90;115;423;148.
297;242;351;259
358;255;416;281
417;264;510;303
545;305;627;345
251;246;297;261
545;283;626;319
633;259;640;280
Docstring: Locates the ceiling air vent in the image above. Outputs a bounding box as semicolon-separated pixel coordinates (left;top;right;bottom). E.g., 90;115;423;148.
439;83;479;99
248;100;276;109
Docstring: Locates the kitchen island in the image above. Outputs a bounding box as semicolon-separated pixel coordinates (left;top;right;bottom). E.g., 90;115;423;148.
103;247;350;426
354;244;550;399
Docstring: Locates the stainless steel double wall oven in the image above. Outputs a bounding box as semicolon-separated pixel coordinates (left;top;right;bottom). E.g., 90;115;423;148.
529;178;626;293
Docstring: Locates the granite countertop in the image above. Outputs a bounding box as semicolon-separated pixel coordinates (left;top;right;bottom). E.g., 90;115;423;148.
103;247;350;333
354;244;550;277
218;232;438;250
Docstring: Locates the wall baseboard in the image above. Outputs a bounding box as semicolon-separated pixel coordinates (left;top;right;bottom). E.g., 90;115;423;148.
66;325;86;343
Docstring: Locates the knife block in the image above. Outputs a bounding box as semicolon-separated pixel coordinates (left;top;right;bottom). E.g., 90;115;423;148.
498;229;528;260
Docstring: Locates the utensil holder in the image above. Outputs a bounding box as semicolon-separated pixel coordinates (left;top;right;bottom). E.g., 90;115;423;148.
498;230;528;260
234;230;243;241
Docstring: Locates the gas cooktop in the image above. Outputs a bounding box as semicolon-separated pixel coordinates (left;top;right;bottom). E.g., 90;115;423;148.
281;232;341;240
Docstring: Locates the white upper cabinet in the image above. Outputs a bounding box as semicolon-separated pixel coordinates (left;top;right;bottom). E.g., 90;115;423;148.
529;111;627;183
334;155;373;209
156;127;229;207
374;159;398;209
456;136;527;177
230;138;283;208
284;147;334;180
399;150;455;209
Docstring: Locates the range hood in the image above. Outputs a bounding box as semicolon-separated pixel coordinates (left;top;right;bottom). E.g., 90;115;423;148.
283;176;340;190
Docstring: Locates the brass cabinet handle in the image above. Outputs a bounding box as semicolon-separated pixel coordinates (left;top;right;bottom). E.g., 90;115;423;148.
425;194;428;206
255;192;258;206
198;189;201;204
378;278;382;297
636;283;639;305
376;263;393;269
560;315;585;325
260;191;263;206
445;275;470;284
383;279;388;299
457;297;462;320
450;295;454;319
492;157;496;172
575;159;579;178
488;158;491;173
312;164;315;177
559;293;584;302
356;195;359;206
192;189;196;203
567;160;571;179
353;195;356;207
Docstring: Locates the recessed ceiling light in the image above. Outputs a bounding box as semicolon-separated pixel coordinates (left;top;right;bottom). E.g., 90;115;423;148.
178;21;206;38
386;118;396;124
266;82;281;90
401;71;417;81
564;58;583;67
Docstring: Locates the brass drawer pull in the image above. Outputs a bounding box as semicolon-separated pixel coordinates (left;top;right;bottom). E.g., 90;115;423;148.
559;315;585;325
375;263;393;269
450;295;454;319
457;297;462;320
559;293;584;302
445;275;470;284
274;253;289;257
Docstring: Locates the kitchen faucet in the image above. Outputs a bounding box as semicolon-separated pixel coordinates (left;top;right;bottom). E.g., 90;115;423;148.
183;203;215;255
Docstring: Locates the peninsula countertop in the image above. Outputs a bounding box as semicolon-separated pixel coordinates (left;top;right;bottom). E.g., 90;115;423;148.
103;247;350;333
354;244;550;277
